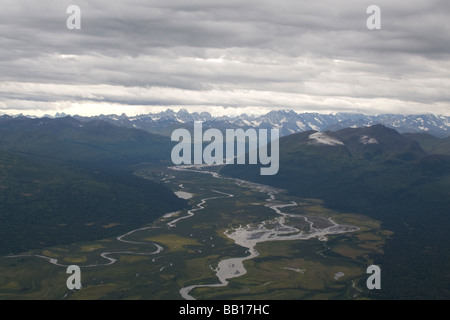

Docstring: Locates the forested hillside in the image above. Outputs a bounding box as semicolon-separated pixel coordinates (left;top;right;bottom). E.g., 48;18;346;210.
221;125;450;299
0;117;188;255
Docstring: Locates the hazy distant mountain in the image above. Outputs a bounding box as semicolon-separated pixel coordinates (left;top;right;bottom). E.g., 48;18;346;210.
65;110;450;138
402;132;450;156
0;116;173;166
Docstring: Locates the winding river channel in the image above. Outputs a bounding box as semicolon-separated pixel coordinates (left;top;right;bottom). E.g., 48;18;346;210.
174;165;358;300
5;164;358;299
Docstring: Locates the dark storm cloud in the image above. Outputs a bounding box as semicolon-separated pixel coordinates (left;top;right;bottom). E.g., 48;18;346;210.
0;0;449;116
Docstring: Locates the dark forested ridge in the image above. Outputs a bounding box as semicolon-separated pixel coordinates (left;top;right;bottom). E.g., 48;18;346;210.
221;124;450;299
0;116;173;166
0;117;187;256
402;132;450;156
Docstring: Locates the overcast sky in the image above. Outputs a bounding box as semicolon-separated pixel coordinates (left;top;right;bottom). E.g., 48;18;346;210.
0;0;449;116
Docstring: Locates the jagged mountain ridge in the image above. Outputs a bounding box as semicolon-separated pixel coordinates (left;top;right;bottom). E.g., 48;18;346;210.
55;109;450;138
7;109;449;137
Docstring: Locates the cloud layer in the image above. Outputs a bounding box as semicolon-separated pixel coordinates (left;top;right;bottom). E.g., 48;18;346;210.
1;0;449;116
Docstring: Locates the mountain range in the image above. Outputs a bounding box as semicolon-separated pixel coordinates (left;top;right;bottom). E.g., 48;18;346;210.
38;109;450;138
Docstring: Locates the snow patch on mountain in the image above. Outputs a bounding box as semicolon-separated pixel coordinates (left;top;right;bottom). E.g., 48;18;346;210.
296;121;306;130
309;132;344;146
359;135;379;145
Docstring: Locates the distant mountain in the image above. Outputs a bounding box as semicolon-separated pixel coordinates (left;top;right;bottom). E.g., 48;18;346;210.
403;133;450;155
73;109;214;137
0;116;187;255
221;124;450;299
325;113;450;138
0;116;173;167
332;124;427;161
221;124;436;204
65;110;450;138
